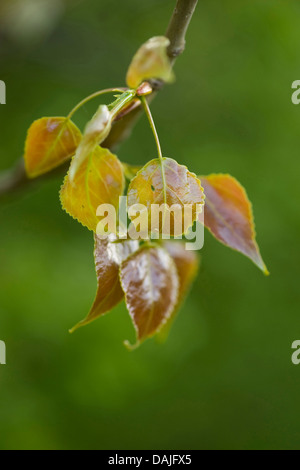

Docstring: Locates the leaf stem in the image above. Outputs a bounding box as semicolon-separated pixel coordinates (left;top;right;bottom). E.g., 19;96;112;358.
140;97;163;162
140;96;167;205
67;88;127;119
109;90;137;120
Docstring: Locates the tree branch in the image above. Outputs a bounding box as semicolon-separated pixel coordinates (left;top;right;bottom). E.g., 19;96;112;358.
166;0;198;63
0;0;198;200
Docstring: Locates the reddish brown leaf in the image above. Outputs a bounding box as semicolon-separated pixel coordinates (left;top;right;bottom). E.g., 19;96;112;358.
60;146;124;232
201;174;268;274
70;235;138;333
120;245;179;348
24;117;82;178
158;241;200;340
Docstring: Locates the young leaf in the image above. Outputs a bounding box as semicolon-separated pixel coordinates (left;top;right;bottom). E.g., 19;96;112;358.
24;117;82;178
60;146;125;232
69;105;112;182
127;158;205;236
70;234;139;333
200;174;269;274
158;241;200;340
126;36;175;89
120;245;179;348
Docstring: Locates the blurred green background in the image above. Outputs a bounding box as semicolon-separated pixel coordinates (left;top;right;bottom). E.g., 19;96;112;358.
0;0;300;450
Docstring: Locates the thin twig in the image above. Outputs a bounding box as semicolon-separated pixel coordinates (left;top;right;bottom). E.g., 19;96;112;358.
166;0;198;63
0;0;198;200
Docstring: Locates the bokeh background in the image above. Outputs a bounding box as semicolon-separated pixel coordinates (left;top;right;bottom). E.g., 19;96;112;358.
0;0;300;450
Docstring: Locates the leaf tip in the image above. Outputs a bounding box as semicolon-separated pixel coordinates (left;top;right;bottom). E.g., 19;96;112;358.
263;265;270;276
69;321;84;334
123;339;140;351
253;248;269;276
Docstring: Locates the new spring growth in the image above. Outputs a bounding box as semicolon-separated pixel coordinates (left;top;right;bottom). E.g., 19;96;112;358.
69;105;112;182
126;36;175;89
20;30;268;348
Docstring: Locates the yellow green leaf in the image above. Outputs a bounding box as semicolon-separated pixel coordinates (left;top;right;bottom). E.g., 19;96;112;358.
126;36;175;89
70;234;139;333
120;245;179;348
69;105;112;182
127;158;205;236
60;146;124;232
24;117;82;178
